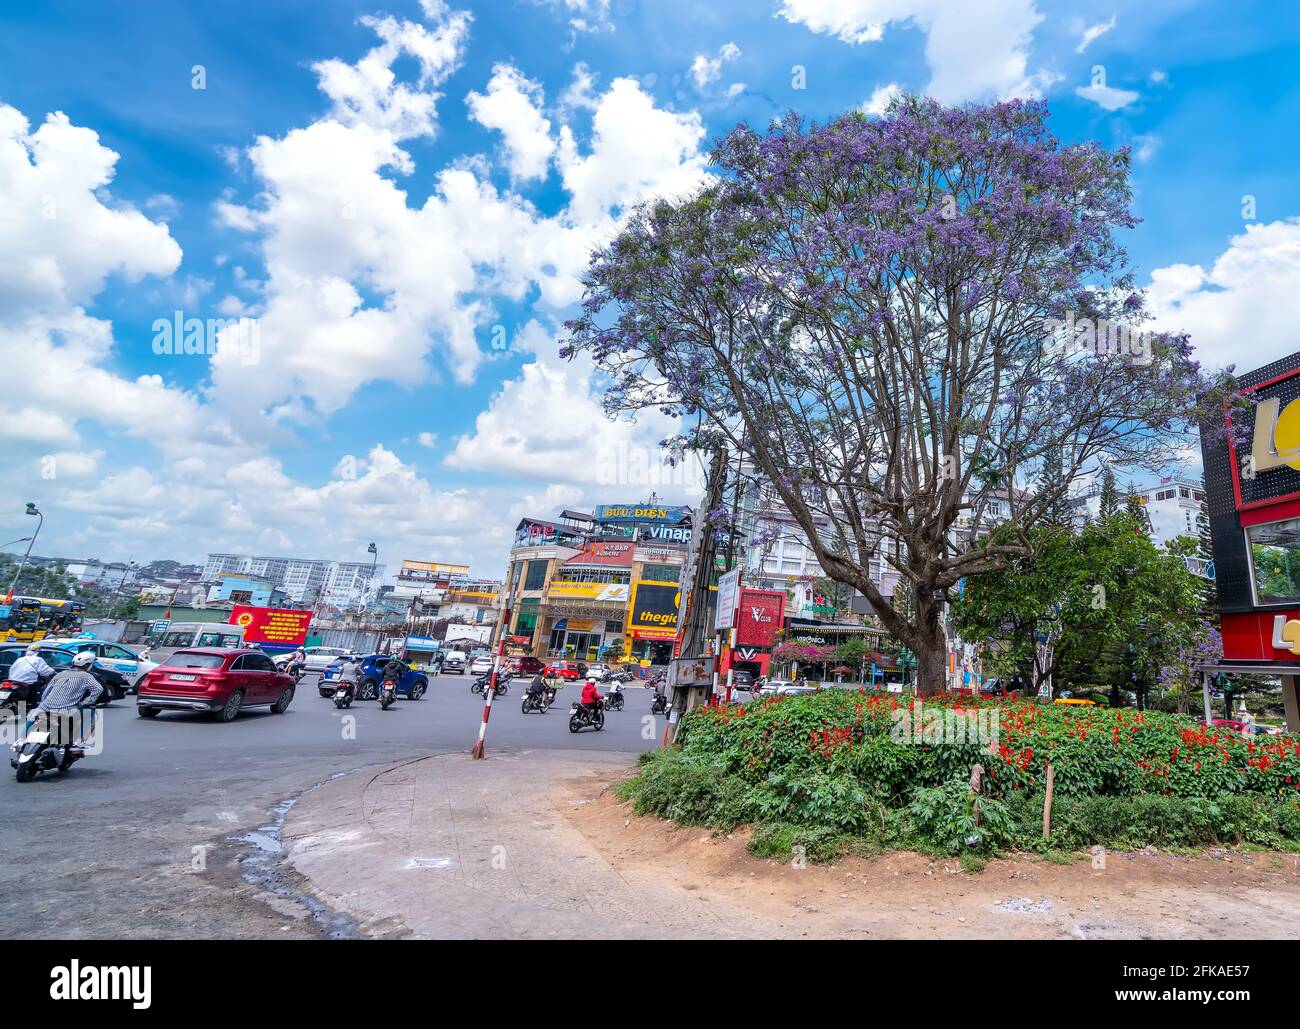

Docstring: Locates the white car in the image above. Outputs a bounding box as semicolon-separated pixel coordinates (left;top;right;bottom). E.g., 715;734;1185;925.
469;655;494;675
58;638;158;690
758;678;816;696
275;646;353;672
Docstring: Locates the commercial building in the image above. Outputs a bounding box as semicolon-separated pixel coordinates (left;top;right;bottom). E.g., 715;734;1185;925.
500;507;691;665
1200;351;1300;729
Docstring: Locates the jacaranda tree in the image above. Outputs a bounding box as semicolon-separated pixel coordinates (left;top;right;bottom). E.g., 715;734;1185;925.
565;97;1230;694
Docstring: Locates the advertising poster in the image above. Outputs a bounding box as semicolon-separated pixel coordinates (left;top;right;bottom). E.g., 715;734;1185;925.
229;605;313;653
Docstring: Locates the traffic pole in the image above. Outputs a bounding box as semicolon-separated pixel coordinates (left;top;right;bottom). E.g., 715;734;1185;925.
471;601;511;759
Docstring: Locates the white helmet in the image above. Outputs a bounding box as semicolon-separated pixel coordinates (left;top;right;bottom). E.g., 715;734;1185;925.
72;650;95;669
586;676;598;685
25;643;40;655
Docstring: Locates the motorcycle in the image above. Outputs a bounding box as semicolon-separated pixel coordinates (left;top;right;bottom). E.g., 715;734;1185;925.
12;707;95;783
333;680;356;709
568;700;604;733
0;676;46;724
379;677;398;710
650;690;669;715
604;684;625;711
473;671;512;697
521;687;551;714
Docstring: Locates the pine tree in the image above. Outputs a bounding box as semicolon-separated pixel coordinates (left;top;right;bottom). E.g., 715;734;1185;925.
1099;464;1120;518
1036;444;1070;526
1124;482;1151;535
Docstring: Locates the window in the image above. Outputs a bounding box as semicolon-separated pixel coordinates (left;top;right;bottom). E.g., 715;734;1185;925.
1247;517;1300;605
524;560;549;591
605;620;623;634
1179;487;1190;498
163;652;226;669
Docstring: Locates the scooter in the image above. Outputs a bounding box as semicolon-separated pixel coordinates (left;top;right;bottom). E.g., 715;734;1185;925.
333;680;356;709
12;707;95;783
379;677;397;710
650;690;669;715
604;683;625;711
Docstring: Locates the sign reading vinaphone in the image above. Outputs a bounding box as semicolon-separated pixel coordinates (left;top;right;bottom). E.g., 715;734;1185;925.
1202;351;1300;667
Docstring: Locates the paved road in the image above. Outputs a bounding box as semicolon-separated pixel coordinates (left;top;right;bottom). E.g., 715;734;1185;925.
0;672;661;938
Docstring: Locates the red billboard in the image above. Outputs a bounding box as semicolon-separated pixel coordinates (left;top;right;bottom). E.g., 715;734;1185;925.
734;589;785;648
228;605;312;652
565;540;635;567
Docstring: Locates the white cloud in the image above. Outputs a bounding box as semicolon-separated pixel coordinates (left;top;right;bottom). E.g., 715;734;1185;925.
0;105;182;320
862;82;902;115
1075;81;1139;111
1133;134;1160;163
1146;218;1300;372
446;321;705;503
690;42;741;90
531;0;613;35
466;64;556;181
1074;14;1116;53
418;431;438;448
779;0;1049;102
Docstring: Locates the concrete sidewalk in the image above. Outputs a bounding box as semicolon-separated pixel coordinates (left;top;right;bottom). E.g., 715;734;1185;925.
282;748;779;939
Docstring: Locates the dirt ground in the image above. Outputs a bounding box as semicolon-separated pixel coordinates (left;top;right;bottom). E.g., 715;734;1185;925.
557;773;1300;939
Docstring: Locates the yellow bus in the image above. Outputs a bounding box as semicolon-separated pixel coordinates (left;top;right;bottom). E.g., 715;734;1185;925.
0;597;43;642
36;598;85;638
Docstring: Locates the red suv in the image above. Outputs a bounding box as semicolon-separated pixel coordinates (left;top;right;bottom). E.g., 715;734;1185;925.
508;656;547;675
545;661;588;681
137;648;296;722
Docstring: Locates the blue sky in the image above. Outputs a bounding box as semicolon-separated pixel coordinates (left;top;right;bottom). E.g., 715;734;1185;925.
2;0;1298;578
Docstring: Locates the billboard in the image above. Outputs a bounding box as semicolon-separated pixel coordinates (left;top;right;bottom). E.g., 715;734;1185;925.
228;605;312;653
547;581;630;602
715;569;741;630
401;560;469;577
565;541;635;567
629;580;680;639
594;504;690;524
735;589;786;648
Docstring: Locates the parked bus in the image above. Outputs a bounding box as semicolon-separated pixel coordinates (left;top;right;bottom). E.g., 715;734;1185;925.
36;598;85;638
0;597;42;642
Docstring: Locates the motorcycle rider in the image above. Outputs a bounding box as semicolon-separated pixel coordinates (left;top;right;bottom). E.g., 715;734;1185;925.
380;657;404;696
9;644;55;704
336;654;361;700
285;647;306;678
31;650;102;748
579;676;604;717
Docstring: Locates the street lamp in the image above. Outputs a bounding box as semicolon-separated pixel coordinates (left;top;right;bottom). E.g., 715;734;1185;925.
5;503;42;600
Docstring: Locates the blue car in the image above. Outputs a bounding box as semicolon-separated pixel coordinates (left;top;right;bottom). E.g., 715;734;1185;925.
319;654;428;701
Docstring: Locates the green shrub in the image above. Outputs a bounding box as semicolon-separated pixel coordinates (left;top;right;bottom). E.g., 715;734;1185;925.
747;822;846;863
623;692;1300;856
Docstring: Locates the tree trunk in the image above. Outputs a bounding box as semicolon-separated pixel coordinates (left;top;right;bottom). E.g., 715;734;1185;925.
912;593;948;695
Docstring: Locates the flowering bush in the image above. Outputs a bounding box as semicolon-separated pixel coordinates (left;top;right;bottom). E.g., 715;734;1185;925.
675;689;1300;802
614;689;1300;858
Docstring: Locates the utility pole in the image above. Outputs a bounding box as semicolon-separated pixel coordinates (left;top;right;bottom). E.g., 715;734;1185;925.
664;448;728;743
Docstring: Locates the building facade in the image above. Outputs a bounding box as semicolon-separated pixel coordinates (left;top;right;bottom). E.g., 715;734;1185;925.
202;553;385;606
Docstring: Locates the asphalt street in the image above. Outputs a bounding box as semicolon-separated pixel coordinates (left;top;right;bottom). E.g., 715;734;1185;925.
0;672;662;938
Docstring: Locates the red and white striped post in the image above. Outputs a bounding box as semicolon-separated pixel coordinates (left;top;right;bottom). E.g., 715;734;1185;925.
471;602;512;760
